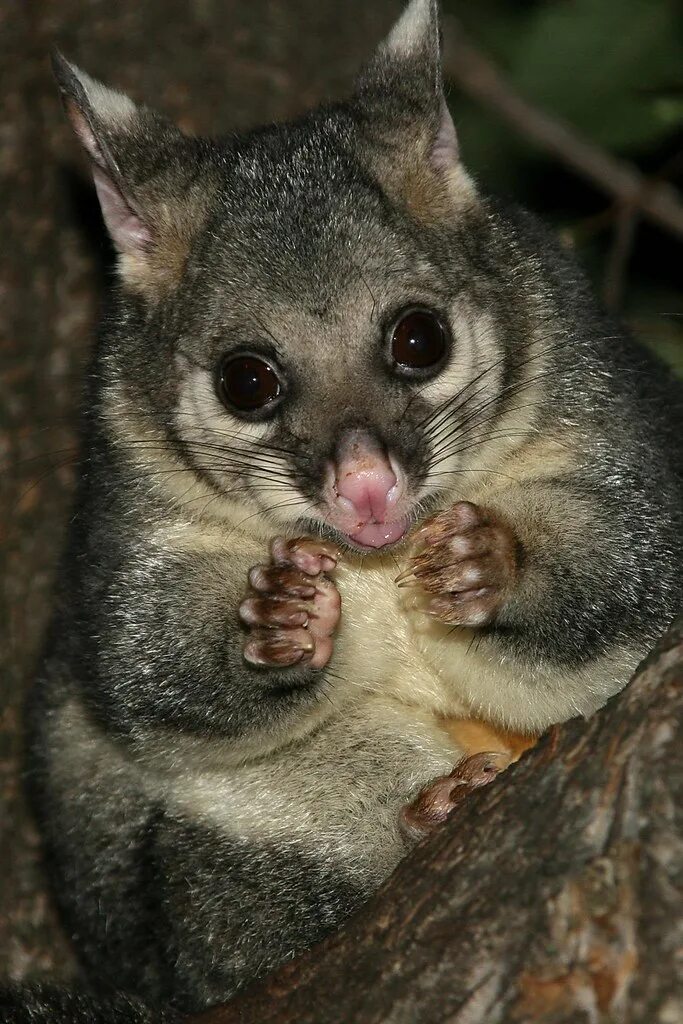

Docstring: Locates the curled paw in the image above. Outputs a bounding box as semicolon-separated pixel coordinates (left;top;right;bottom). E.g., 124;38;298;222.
400;751;507;841
240;537;341;670
398;501;519;627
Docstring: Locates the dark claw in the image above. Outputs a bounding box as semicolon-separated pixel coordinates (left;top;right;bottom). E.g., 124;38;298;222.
243;627;314;668
239;596;309;628
398;502;518;628
401;751;507;840
248;564;317;598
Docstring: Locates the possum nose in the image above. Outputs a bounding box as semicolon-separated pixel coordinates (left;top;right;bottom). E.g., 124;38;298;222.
326;431;407;548
334;441;398;523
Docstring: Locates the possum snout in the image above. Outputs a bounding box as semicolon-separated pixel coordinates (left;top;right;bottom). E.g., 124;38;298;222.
322;430;408;548
335;443;398;525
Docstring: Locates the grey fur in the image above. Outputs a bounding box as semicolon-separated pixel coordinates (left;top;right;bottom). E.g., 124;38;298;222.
20;0;682;1017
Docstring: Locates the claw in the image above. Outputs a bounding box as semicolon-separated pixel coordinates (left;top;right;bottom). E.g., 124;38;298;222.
270;536;295;567
271;536;341;577
239;596;310;629
394;566;413;583
400;749;506;840
248;565;317;598
290;538;340;561
395;568;418;587
413;522;437;544
243;538;342;670
449;750;509;786
243;628;315;668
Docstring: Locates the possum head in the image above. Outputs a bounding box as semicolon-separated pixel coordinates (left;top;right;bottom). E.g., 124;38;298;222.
57;0;538;552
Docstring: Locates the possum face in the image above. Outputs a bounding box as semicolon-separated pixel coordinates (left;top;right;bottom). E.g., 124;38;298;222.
56;1;538;551
172;175;500;552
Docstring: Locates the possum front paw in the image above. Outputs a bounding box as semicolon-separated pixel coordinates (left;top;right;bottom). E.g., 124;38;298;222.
400;501;519;627
400;751;507;841
240;537;341;669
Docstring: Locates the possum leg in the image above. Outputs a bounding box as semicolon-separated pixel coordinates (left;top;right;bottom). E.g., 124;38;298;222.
240;537;341;669
400;751;508;841
400;501;518;627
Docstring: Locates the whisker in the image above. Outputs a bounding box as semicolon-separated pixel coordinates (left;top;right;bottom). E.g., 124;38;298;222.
416;329;553;436
419;332;561;440
114;435;299;465
426;371;552;457
418;349;511;434
426;465;521;485
103;444;296;484
3;457;79;517
171;414;309;460
358;270;377;321
421;366;534;453
429;429;542;470
227;497;311;536
429;408;545;462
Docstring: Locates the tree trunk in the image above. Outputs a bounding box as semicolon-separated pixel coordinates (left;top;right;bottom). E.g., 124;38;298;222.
192;618;683;1024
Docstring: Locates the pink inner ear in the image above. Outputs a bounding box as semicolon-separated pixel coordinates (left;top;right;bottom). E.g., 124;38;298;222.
431;101;460;172
92;166;152;254
67;100;107;166
66;100;152;255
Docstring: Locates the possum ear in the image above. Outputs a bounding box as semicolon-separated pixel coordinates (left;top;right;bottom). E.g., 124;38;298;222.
354;0;476;221
52;52;212;298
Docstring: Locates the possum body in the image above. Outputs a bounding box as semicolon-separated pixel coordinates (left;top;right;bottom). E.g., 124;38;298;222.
26;0;682;1014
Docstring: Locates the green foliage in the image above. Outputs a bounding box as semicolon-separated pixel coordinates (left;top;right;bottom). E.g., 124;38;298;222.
443;0;683;374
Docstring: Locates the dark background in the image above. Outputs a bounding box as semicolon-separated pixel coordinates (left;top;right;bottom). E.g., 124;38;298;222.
1;0;681;984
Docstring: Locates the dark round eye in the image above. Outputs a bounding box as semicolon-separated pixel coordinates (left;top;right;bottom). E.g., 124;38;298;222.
390;308;448;373
218;354;282;414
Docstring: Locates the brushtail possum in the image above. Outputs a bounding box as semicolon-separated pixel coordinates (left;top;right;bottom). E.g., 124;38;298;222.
17;0;682;1017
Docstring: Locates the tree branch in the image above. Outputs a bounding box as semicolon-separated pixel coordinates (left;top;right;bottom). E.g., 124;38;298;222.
603;203;640;311
441;19;683;243
190;616;683;1024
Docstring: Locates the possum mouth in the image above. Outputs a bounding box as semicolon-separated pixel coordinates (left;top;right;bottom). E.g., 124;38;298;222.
340;517;410;550
319;514;411;552
309;510;411;553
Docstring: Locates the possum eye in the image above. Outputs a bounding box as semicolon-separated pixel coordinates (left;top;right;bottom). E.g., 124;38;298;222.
389;308;449;377
218;354;283;416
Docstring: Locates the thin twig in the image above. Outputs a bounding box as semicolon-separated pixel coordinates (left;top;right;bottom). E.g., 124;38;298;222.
442;18;683;241
603;203;639;311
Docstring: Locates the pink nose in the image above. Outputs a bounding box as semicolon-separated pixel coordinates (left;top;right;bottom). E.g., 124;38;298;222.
335;453;397;523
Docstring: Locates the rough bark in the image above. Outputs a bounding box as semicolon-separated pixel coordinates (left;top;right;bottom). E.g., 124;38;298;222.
192;619;683;1024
